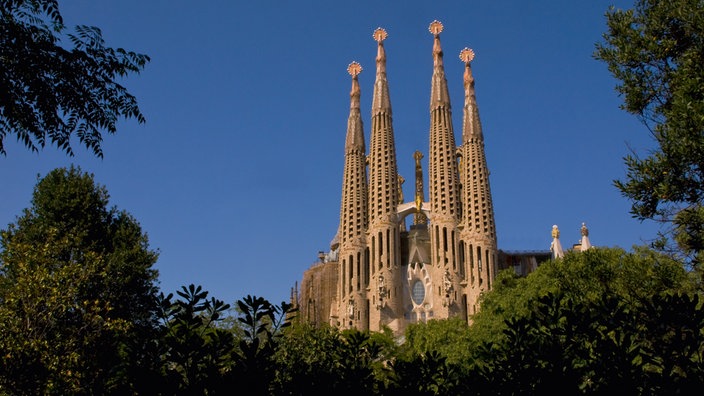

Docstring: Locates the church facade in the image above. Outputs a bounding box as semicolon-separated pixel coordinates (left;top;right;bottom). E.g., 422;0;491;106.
296;21;549;336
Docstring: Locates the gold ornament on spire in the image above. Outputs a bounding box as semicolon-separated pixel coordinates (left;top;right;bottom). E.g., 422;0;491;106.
413;151;427;225
373;28;388;43
398;175;405;202
347;61;362;77
428;20;443;36
581;222;589;237
459;48;475;64
552;225;560;239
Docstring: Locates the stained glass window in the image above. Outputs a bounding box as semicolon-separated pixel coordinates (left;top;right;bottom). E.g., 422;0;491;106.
411;280;425;305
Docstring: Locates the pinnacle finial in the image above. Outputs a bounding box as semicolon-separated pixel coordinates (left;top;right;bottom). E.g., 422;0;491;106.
347;61;362;77
552;225;560;239
581;222;589;237
348;62;362;110
373;28;388;43
429;20;443;36
461;48;476;89
459;48;475;64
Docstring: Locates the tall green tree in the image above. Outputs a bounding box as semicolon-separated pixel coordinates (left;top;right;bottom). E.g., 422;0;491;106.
0;166;159;395
0;0;149;157
595;0;704;267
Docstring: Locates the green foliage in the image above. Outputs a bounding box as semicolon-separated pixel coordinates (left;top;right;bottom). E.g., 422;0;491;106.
272;322;347;394
272;323;394;395
400;316;472;365
595;0;704;266
468;268;553;347
389;350;466;396
469;247;693;347
232;295;295;396
475;291;704;394
334;329;389;395
148;284;235;395
0;166;159;395
0;0;150;157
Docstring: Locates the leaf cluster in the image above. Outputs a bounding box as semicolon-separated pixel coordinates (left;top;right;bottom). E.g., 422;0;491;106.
595;0;704;266
0;166;159;395
0;0;150;157
147;284;235;395
474;291;704;394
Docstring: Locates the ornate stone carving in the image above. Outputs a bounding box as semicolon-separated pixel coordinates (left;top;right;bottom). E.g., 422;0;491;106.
443;269;454;307
377;274;387;309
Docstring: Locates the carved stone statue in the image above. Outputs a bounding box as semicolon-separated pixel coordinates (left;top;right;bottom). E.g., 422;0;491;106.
443;269;453;293
443;269;454;307
378;274;387;308
413;151;427;225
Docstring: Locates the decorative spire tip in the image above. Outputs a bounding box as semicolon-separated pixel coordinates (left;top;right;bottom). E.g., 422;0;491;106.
429;20;443;36
459;47;475;64
347;61;362;77
373;28;388;43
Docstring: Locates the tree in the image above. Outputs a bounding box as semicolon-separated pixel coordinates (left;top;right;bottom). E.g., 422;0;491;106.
388;350;466;396
474;292;704;394
469;247;695;347
146;284;236;396
465;247;702;394
272;323;395;395
0;166;159;394
0;0;149;157
233;295;296;396
272;323;348;395
399;316;472;365
595;0;704;267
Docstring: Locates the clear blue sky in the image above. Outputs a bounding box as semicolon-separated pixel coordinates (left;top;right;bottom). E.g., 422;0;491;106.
1;0;660;305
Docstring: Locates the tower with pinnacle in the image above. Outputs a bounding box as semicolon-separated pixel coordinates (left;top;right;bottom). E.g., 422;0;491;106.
299;21;506;336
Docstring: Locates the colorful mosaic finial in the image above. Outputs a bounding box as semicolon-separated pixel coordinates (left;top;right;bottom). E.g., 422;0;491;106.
429;20;443;36
459;47;475;64
347;61;362;77
373;27;387;43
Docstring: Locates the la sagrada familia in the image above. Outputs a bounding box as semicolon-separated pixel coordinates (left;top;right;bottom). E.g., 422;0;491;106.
295;21;589;336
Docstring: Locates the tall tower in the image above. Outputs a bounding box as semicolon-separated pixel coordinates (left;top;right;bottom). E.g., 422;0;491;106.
457;47;498;316
427;21;463;318
337;62;370;330
299;21;508;337
366;28;403;332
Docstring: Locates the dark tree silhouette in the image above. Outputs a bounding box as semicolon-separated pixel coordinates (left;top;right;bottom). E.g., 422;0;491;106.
0;0;149;157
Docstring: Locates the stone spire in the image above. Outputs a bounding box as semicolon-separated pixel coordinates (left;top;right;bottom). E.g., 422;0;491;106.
367;27;402;331
344;62;365;151
413;151;428;225
340;61;368;246
337;62;370;330
457;46;498;314
427;21;461;265
551;225;565;259
429;21;451;107
371;28;392;113
458;48;496;241
368;27;400;231
580;222;592;251
460;48;483;141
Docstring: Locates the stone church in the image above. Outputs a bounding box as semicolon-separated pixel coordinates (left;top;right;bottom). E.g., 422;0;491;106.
294;21;584;336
